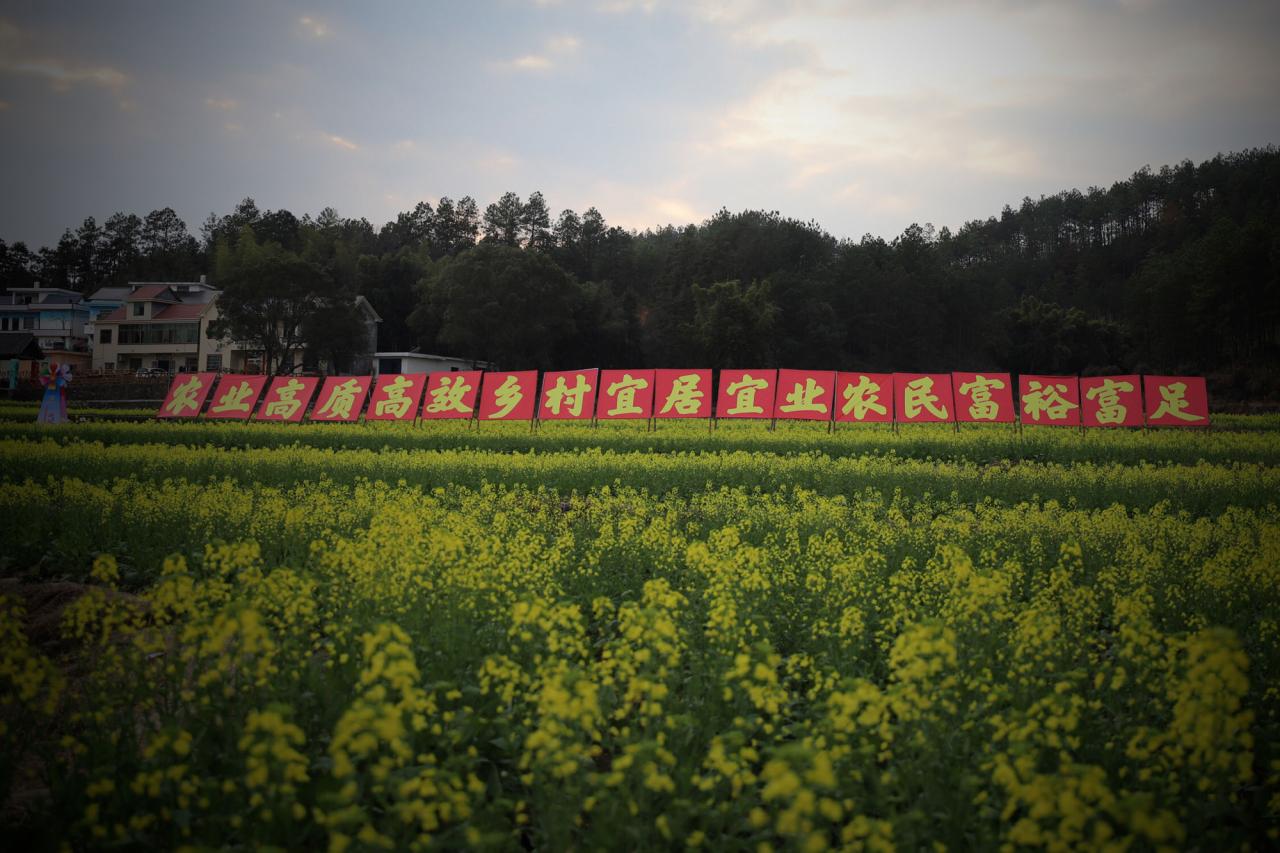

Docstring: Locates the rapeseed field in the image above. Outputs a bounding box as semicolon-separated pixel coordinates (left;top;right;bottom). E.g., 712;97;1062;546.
1;417;1277;850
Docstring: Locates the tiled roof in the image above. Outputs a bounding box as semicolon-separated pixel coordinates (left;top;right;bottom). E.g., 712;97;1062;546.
99;307;127;322
153;303;207;320
88;286;131;302
129;284;175;300
0;332;41;358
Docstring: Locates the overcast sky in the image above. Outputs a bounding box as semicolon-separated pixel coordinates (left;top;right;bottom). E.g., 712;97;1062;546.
1;0;1278;248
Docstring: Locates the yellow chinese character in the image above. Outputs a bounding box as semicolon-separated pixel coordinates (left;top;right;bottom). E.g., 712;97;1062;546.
209;380;254;414
544;373;591;417
903;376;948;419
316;378;363;420
374;375;416;419
1021;380;1077;421
840;375;887;419
659;373;704;415
725;374;769;415
164;375;204;416
957;375;1005;421
1151;382;1204;422
488;375;525;419
778;377;828;415
425;375;474;415
264;378;306;419
1084;378;1133;424
606;373;649;416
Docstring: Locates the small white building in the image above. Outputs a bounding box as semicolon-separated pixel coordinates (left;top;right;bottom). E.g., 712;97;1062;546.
373;352;492;376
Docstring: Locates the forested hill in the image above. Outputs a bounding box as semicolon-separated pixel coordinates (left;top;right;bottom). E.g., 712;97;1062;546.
3;146;1278;399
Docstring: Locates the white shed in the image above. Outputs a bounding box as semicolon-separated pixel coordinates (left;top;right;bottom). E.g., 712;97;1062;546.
373;351;492;376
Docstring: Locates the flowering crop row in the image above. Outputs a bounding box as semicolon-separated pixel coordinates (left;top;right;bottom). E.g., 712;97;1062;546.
1;435;1278;520
5;416;1280;468
1;418;1277;850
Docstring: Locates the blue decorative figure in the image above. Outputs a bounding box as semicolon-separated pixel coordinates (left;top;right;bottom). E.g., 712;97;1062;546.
37;361;72;424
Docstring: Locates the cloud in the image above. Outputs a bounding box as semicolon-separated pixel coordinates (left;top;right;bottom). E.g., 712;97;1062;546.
494;33;582;72
583;178;708;231
0;18;129;93
204;97;237;110
651;196;702;223
546;35;581;53
325;133;358;151
0;100;9;111
4;58;128;91
596;0;659;13
473;150;519;171
509;54;553;71
298;16;330;38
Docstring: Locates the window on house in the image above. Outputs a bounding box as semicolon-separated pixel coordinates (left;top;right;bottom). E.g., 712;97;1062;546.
100;328;112;344
117;323;198;345
104;362;114;371
132;303;145;317
206;354;222;371
0;318;7;330
23;317;35;330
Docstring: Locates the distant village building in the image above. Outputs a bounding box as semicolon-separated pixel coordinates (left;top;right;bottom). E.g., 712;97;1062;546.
90;280;383;375
0;331;44;390
0;286;92;371
83;284;133;344
373;351;492;376
92;281;224;373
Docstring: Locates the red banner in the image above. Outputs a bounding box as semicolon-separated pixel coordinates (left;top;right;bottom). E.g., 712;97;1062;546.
1080;375;1143;428
894;373;954;423
478;371;538;421
421;371;482;420
156;368;1214;433
597;369;655;419
540;369;599;420
1019;375;1081;426
773;369;836;421
256;376;320;422
717;369;777;419
653;369;713;418
834;372;893;423
952;372;1015;423
365;373;427;421
311;375;371;422
205;374;268;420
1143;375;1209;427
157;372;216;419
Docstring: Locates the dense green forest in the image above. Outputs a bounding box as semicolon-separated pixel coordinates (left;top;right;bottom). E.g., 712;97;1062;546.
2;147;1278;399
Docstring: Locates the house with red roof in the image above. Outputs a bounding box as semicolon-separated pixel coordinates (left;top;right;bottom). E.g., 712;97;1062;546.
91;281;227;373
91;279;382;375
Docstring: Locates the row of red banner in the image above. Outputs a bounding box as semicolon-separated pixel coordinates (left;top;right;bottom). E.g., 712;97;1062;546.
158;369;1211;427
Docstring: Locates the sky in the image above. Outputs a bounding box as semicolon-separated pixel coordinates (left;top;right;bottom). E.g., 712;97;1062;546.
1;0;1278;249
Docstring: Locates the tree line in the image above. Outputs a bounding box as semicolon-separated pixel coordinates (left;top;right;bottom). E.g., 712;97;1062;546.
2;147;1277;398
